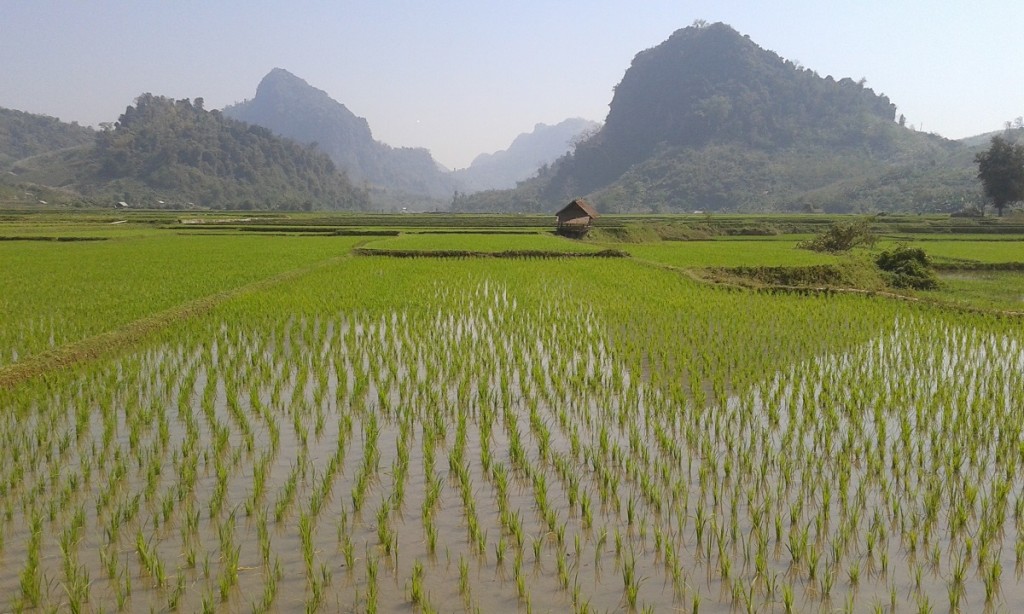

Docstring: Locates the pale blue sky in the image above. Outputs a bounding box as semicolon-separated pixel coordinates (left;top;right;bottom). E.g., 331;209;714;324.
1;1;1022;168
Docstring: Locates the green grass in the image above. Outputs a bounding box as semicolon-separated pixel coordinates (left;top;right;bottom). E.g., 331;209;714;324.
0;234;360;367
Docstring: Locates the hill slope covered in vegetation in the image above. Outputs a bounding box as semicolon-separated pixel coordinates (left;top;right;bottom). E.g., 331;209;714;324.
10;94;369;210
455;22;980;214
0;107;94;169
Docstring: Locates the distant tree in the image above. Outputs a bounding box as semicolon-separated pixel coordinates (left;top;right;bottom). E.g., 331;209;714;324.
975;135;1024;216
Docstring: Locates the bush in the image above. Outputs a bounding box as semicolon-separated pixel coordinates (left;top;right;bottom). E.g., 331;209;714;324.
875;245;938;290
798;219;876;252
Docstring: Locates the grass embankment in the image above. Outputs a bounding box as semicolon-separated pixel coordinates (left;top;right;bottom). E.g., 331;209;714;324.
362;232;601;253
354;248;627;259
696;259;888;291
351;231;626;258
611;239;836;268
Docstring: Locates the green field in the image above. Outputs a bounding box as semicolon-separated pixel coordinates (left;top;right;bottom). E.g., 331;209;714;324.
0;234;360;369
1;212;1023;613
925;271;1024;311
876;236;1024;266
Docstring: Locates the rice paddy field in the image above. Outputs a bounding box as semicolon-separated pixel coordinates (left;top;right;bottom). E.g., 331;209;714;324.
1;212;1023;613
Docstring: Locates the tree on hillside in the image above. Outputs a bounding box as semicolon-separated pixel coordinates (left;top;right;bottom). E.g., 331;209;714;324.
975;135;1024;216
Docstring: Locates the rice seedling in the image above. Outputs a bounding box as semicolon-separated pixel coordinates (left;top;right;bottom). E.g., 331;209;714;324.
557;549;570;589
622;552;641;608
409;559;425;605
458;554;471;600
495;535;507;567
135;530;166;588
114;568;131;611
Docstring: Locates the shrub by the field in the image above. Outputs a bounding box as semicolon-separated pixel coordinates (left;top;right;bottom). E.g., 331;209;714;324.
798;219;876;252
875;245;939;290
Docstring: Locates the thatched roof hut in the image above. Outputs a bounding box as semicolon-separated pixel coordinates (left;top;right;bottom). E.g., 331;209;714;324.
555;198;598;237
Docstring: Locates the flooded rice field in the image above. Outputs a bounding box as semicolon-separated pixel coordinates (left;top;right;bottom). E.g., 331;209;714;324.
1;280;1023;613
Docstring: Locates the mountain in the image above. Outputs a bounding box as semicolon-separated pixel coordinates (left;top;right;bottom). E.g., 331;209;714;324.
454;22;980;214
9;94;369;210
960;122;1024;148
0;107;93;169
452;118;599;192
223;68;457;204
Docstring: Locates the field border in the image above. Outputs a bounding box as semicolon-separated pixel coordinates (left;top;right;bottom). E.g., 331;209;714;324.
353;247;628;259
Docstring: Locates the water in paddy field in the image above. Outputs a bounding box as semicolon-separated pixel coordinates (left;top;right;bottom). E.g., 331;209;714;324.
0;282;1023;613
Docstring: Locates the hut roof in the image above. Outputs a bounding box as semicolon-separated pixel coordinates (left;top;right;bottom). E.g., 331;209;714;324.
556;198;599;219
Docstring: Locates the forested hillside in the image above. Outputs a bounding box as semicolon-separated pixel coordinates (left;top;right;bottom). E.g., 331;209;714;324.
0;107;93;168
11;94;369;210
455;22;981;214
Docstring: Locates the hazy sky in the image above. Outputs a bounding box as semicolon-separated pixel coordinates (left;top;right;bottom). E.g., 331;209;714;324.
2;1;1022;169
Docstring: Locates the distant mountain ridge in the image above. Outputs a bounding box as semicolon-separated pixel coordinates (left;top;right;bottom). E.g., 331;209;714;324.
452;118;599;192
455;22;982;214
2;29;1005;213
223;69;457;203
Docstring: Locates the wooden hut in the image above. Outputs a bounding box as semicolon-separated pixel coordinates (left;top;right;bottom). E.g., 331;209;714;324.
555;198;598;237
